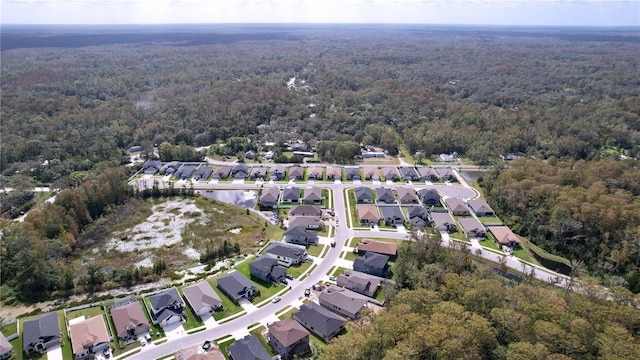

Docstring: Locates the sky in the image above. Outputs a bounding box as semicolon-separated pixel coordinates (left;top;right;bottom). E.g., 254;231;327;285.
1;0;639;27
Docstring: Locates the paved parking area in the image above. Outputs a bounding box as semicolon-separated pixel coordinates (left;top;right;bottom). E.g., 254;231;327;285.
162;321;186;340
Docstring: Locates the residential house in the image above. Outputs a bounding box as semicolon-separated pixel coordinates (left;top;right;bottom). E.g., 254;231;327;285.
268;320;310;360
212;166;231;180
362;167;380;181
488;226;521;248
357;205;380;226
293;302;345;342
281;187;300;203
148;287;185;326
406;206;430;228
306;167;323;180
289;205;322;217
336;270;382;298
227;335;271;360
375;187;395;204
458;218;486;239
284;225;318;245
433;167;456;181
0;333;12;360
287;216;321;230
439;153;454;162
431;212;457;233
353;252;391;277
250;167;267;180
142;160;162;175
344;167;361;181
193;166;213;181
467;199;495;217
182;281;223;318
174;165;196;180
501;153;521;161
69;315;110;360
244;150;255;160
290;143;308;152
380;206;405;226
396;187;418;204
355;239;398;257
302;187;322;204
417;167;439;182
231;164;249;179
217;271;259;304
129;145;142;153
381;167;399;181
444;198;471;216
270;165;286;181
160;161;181;175
288;166;305;181
417;188;441;207
354;187;374;204
264;242;308;267
325;167;342;180
259;187;280;208
249;257;287;284
319;286;368;319
362;151;385;158
22;312;61;355
109;296;150;343
399;167;420;181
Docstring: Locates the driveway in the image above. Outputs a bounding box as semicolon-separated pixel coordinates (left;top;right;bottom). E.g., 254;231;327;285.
46;345;63;360
163;321;186;340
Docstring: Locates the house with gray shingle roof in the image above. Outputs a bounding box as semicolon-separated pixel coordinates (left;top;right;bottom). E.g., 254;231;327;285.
288;166;305;181
281;187;301;203
417;167;439;181
182;281;223;318
283;225;318;245
293;303;345;342
0;333;12;360
302;187;322;204
270;165;286;181
193;166;213;181
381;167;399;181
174;165;196;180
217;271;259;304
417;188;441;207
353;252;390;277
148;287;185;327
458;218;486;239
396;187;418;204
467;199;495;217
336;270;382;298
227;335;271;360
444;198;471;216
354;187;373;204
265;242;308;267
431;212;457;233
345;167;361;181
375;187;395;204
259;187;280;208
399;167;420;181
250;167;267;180
380;206;405;226
319;285;369;319
249;257;287;284
22;313;61;355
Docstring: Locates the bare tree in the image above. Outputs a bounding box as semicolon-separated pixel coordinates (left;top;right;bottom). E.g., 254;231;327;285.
565;259;585;298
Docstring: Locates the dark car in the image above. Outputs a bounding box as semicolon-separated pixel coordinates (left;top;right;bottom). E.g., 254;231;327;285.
203;341;212;350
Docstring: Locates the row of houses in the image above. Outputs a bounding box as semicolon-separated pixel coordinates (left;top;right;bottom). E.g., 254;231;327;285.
141;160;458;183
259;186;323;208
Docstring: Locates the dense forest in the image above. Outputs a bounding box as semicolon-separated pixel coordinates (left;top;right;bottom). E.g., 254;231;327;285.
322;233;640;360
1;25;640;297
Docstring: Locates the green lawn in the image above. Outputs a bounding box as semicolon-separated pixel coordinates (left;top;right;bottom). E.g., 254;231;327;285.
265;224;285;242
478;216;503;224
65;306;104;320
217;338;235;360
307;244;324;257
57;310;73;360
206;278;247;321
345;190;361;228
250;327;278;357
333;267;348;278
277;306;298;321
321;189;330;208
343;251;358;261
300;264;317;281
374;284;385;303
1;322;17;337
288;261;312;279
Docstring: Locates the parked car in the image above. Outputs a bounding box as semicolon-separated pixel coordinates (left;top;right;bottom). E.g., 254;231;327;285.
272;296;281;303
285;274;293;280
202;341;212;350
139;338;146;347
304;288;311;296
281;278;288;285
329;276;336;281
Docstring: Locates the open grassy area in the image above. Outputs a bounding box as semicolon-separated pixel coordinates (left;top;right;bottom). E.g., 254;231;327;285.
204;279;245;321
524;238;570;266
478;216;503;224
276;306;298;321
346;189;361;229
333;267;348;278
250;327;278;357
57;310;73;360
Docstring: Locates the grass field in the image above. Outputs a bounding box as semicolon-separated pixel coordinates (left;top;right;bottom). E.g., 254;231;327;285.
65;305;104;320
288;261;312;279
343;251;358;261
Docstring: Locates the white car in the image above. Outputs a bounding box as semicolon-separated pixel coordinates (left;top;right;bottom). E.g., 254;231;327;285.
272;296;281;303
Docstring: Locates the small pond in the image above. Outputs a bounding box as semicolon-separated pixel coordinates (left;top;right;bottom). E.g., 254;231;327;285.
198;190;258;209
459;170;483;182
